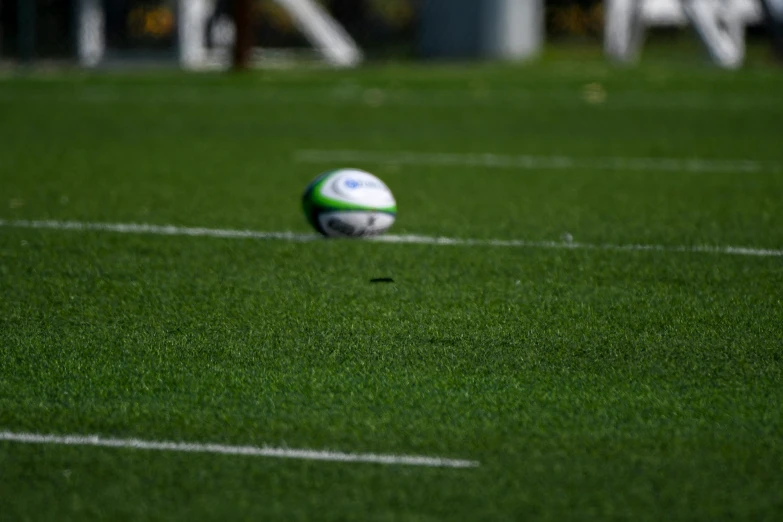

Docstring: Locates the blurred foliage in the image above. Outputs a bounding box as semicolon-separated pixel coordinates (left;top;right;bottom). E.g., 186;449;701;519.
127;3;176;40
548;0;604;38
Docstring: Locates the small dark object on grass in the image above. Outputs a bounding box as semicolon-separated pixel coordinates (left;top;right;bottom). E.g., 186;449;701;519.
370;277;395;283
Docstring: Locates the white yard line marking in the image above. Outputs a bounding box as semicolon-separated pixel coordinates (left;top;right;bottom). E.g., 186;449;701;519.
1;219;781;258
0;431;478;468
372;234;783;257
295;149;777;174
0;219;320;242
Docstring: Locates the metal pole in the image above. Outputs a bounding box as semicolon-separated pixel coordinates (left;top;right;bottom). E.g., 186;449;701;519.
179;0;209;69
77;0;105;67
232;0;252;70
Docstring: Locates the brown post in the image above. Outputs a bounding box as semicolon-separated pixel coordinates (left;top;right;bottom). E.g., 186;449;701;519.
232;0;253;70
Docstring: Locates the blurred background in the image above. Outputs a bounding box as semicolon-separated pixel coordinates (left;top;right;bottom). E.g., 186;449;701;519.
0;0;779;69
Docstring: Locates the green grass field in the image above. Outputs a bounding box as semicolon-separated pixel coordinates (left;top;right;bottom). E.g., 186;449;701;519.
1;52;782;521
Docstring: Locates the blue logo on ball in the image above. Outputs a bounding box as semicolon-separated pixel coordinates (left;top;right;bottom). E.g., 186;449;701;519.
344;179;360;189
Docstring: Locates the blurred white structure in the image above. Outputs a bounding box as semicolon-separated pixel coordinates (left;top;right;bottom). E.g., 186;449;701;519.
605;0;764;69
76;0;103;67
76;0;362;69
74;0;767;71
483;0;544;60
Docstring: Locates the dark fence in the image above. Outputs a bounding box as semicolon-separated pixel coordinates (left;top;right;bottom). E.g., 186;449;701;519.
1;1;777;64
0;0;609;61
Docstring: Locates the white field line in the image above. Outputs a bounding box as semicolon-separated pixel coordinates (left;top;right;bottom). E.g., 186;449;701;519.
1;219;782;258
0;219;320;242
295;149;778;174
0;431;478;468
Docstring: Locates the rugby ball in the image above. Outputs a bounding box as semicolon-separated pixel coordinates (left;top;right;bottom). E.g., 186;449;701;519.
302;169;397;238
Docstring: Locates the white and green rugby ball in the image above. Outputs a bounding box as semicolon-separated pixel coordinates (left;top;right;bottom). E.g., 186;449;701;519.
302;169;397;238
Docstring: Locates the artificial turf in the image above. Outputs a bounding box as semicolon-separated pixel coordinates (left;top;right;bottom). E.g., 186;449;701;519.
1;51;782;521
